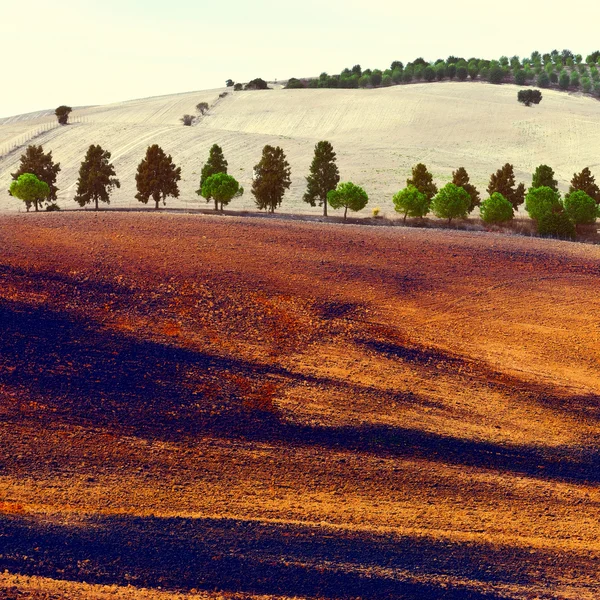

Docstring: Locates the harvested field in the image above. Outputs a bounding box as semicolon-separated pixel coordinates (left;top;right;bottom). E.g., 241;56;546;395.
1;212;600;598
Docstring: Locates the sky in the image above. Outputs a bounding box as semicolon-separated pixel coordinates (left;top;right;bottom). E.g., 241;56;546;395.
2;0;600;117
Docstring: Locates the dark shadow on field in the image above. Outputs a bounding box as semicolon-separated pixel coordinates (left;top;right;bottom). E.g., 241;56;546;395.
1;298;600;484
0;512;577;599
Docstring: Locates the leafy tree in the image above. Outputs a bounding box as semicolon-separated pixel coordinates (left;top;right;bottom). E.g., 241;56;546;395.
570;167;600;203
422;66;435;82
536;71;550;87
252;145;291;212
452;167;480;212
135;144;181;209
392;68;403;83
531;164;558;191
431;183;470;223
392;185;430;222
537;208;576;239
480;192;514;223
196;102;209;115
327;182;368;220
563;190;598;226
197;144;228;208
303;141;340;217
181;114;195;126
55;105;72;125
234;83;243;91
358;75;370;88
582;77;592;93
487;163;525;210
74;144;120;211
517;89;542;106
488;64;505;84
10;145;60;203
514;69;527;85
389;61;402;72
245;78;269;90
468;64;479;79
559;70;570;89
201;173;241;211
456;66;468;81
382;74;392;86
446;63;456;79
407;163;437;200
570;71;580;88
525;186;562;221
9;173;50;212
286;77;305;89
226;79;234;87
435;63;446;80
370;69;383;86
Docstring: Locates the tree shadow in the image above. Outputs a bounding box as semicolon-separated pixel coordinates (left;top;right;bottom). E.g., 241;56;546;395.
1;298;599;484
1;512;578;599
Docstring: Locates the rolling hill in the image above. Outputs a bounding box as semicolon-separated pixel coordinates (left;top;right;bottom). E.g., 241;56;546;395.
1;82;600;215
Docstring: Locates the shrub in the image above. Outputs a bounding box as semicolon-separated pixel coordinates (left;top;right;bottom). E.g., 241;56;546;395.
570;71;580;88
392;185;430;222
536;71;550;87
245;78;269;90
286;78;305;89
525;186;562;221
382;74;393;86
517;89;542;106
563;190;598;225
488;64;505;84
431;183;471;223
456;66;468;81
582;77;592;93
559;70;570;89
480;193;514;223
424;66;436;82
537;209;576;239
180;114;195;126
233;83;243;91
514;69;527;85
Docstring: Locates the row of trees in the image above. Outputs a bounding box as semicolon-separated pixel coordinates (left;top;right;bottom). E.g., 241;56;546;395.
285;49;600;98
7;142;599;239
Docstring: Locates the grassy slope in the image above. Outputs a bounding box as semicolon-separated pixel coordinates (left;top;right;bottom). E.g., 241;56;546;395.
1;83;599;215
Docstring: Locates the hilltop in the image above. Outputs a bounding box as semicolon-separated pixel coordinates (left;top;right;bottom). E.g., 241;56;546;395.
1;82;600;215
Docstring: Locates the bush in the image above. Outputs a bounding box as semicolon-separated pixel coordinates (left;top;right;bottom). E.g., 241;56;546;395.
245;78;269;90
570;71;580;88
582;77;592;93
456;66;468;81
525;186;562;221
180;114;195;126
517;89;542;106
234;83;243;91
488;64;505;84
563;190;598;225
392;185;430;222
536;71;550;87
559;70;570;89
480;193;514;223
537;209;576;239
431;183;471;223
286;78;305;89
514;69;527;85
424;66;436;82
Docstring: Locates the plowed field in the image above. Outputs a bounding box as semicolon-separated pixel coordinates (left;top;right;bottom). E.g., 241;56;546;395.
1;212;600;599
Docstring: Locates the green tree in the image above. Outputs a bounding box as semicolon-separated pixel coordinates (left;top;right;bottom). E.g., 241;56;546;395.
531;164;558;191
392;185;430;222
570;167;600;203
525;186;562;221
570;71;580;88
10;145;60;204
370;69;383;86
135;144;181;209
452;167;480;212
197;144;229;208
54;105;72;125
407;163;438;200
431;183;470;223
537;209;576;239
201;173;241;211
327;182;368;220
488;64;505;84
74;144;120;211
536;71;550;87
252;145;291;212
456;65;468;81
487;163;525;210
9;173;50;212
514;69;527;85
563;190;598;226
480;192;514;223
424;66;436;82
303;141;340;217
559;70;570;89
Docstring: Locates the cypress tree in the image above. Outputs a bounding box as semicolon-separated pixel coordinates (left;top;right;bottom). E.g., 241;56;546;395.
74;145;120;211
569;167;600;203
407;163;438;200
10;145;61;204
303;141;340;217
532;165;558;192
252;145;291;213
197;144;228;210
452;167;480;212
487;163;525;210
135;145;181;209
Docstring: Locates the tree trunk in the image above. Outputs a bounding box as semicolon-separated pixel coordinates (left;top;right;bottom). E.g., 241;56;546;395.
34;200;38;212
344;206;348;220
404;212;408;223
155;199;160;210
95;197;99;211
214;198;218;211
323;200;328;217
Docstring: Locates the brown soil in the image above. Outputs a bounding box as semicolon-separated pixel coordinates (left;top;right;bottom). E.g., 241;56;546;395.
1;212;600;599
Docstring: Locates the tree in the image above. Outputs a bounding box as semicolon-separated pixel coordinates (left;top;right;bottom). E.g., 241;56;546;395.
456;65;468;81
536;71;550;87
55;105;72;125
245;78;269;90
10;145;60;204
559;70;570;89
234;83;243;91
563;190;598;226
252;145;291;212
517;89;542;106
327;182;368;220
487;163;525;210
570;167;600;203
431;183;470;223
531;165;558;191
197;144;228;208
488;64;505;84
407;163;437;200
181;114;195;126
392;185;430;222
135;145;181;209
9;173;50;212
74;145;120;211
480;192;514;223
452;167;480;212
514;69;527;85
201;173;241;211
196;102;209;115
424;66;437;82
537;208;576;239
303;141;340;217
226;79;234;87
286;77;305;89
525;186;562;221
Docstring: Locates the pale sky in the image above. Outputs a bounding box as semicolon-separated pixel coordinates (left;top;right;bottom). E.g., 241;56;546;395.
2;0;599;117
